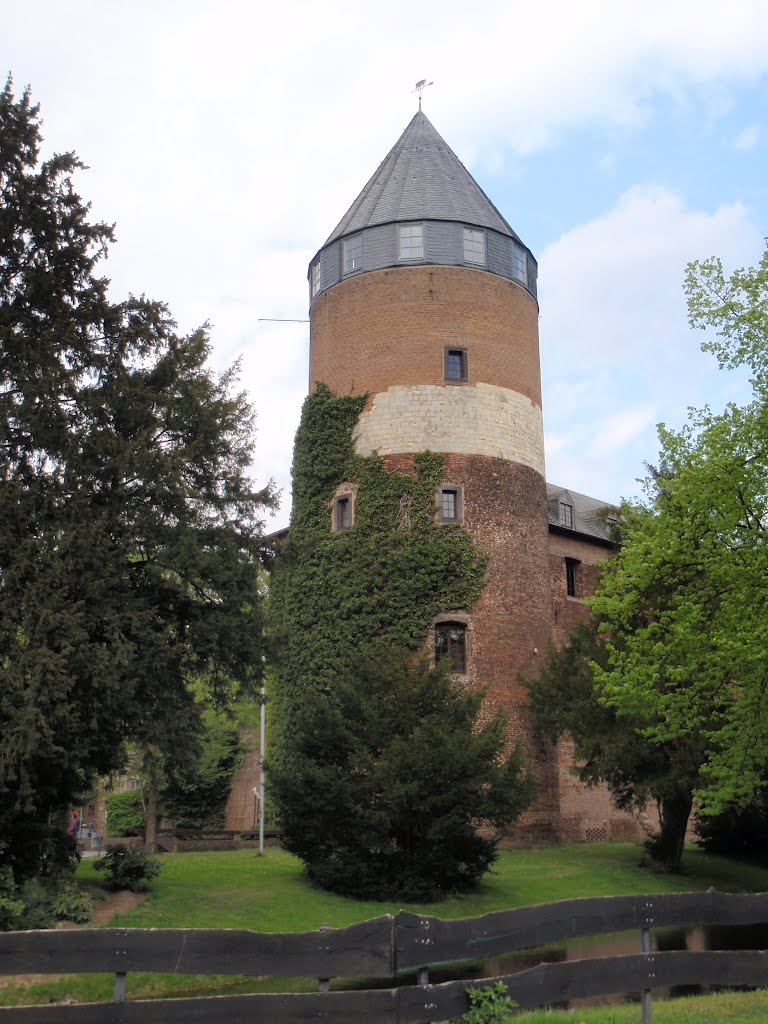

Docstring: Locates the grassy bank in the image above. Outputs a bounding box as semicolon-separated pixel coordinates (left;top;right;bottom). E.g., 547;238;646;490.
515;989;768;1022
1;842;767;1012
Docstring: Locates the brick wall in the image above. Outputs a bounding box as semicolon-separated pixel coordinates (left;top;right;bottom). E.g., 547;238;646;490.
225;730;262;832
381;452;558;836
309;265;541;407
548;532;612;645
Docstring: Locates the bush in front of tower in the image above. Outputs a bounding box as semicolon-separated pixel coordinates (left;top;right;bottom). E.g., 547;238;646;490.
268;652;535;901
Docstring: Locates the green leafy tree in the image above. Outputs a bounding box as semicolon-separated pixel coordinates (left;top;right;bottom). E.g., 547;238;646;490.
160;706;244;829
105;791;145;838
589;241;768;816
0;80;274;879
269;652;534;901
528;618;706;871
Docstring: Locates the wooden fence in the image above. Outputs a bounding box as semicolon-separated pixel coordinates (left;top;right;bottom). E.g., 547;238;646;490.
1;890;768;1022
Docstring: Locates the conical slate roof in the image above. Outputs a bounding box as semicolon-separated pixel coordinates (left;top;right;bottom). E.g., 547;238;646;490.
324;111;520;246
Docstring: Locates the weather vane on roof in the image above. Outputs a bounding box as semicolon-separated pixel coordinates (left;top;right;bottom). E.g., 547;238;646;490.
413;79;434;111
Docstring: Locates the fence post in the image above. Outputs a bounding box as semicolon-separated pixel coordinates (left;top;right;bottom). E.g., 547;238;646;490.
418;967;429;986
114;972;127;1003
640;923;652;1024
318;923;332;992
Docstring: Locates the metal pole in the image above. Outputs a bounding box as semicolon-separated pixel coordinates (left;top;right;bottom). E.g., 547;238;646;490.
259;682;266;856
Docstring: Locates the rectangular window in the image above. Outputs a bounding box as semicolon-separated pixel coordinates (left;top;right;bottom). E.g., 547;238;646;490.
334;496;352;531
444;347;468;382
435;623;466;674
559;502;574;529
311;261;321;297
343;235;363;274
565;557;578;597
440;488;460;522
399;224;423;261
512;243;527;283
463;228;485;265
442;490;456;521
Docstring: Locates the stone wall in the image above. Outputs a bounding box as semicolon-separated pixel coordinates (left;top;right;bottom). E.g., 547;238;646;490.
354;383;544;473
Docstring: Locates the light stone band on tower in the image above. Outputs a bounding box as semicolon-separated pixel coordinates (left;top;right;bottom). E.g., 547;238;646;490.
354;383;545;474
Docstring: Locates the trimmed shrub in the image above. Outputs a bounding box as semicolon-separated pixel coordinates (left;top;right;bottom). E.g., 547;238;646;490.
94;845;161;892
106;791;145;837
271;653;534;901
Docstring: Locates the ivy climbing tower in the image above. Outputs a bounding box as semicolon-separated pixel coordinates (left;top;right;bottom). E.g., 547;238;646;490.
306;110;559;833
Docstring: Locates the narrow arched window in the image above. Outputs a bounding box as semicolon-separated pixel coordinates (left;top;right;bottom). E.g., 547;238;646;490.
434;622;466;674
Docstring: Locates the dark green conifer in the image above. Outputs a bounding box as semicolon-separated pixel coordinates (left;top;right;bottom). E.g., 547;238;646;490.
0;80;274;878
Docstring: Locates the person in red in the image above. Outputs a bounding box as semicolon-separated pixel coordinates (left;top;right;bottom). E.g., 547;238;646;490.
66;809;80;838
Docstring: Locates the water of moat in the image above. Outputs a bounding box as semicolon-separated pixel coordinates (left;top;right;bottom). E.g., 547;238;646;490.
402;921;768;1009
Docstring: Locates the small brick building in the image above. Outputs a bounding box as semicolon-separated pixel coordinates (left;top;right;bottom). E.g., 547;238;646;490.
302;110;646;843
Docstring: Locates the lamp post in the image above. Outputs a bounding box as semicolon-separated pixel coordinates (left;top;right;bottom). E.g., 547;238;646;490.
257;684;267;856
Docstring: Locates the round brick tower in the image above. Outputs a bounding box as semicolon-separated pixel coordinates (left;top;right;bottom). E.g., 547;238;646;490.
308;111;557;833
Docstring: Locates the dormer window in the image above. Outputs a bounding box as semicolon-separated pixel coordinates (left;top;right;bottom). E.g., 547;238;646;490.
399;224;423;261
512;243;527;284
559;501;574;529
463;228;485;265
343;235;363;274
311;261;321;297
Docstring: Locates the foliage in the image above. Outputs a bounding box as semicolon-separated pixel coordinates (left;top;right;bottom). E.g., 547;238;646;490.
450;982;517;1024
527;618;704;871
51;881;93;923
14;877;55;929
161;707;244;829
270;652;534;901
270;383;487;732
589;241;768;815
694;792;768;857
0;80;274;879
106;790;146;837
270;383;492;897
93;844;161;892
0;866;24;932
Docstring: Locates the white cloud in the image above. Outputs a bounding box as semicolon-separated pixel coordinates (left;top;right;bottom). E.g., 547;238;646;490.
592;408;658;456
734;123;761;150
540;187;762;502
4;0;768;523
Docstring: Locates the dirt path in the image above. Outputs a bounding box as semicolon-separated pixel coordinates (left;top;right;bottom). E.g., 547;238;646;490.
89;889;148;925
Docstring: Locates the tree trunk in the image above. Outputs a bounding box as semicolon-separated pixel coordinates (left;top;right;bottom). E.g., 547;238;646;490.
144;783;158;853
649;789;693;872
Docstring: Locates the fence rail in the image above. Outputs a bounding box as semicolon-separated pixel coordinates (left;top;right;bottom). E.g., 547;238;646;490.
1;890;766;1022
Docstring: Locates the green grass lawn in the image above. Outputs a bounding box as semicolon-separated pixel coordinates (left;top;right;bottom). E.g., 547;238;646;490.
2;841;768;1019
514;990;768;1023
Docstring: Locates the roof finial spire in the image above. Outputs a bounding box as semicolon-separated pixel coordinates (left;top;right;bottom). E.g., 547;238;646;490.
413;79;434;111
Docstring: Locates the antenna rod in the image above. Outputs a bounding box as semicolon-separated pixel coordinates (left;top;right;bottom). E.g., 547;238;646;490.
258;318;310;323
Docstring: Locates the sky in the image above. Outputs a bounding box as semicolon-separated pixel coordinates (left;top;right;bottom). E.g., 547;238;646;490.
4;0;768;529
